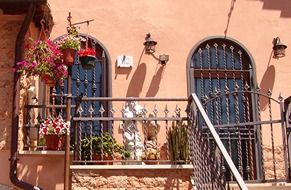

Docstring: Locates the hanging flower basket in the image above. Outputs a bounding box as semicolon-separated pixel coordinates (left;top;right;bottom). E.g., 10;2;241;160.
78;48;97;70
61;48;77;66
41;75;56;87
13;39;68;82
55;26;83;66
44;79;56;87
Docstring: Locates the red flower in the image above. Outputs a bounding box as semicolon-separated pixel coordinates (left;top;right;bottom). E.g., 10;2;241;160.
55;127;61;134
42;127;47;134
39;116;69;136
78;48;96;57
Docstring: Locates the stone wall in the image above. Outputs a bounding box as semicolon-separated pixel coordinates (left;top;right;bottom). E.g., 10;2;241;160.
0;184;15;190
263;145;286;180
0;14;24;150
72;169;192;190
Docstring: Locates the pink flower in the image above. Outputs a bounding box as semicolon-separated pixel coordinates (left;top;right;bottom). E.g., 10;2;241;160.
13;38;67;81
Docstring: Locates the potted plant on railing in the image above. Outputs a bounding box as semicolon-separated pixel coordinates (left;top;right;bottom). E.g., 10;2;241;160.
78;48;97;70
14;38;68;86
55;26;83;66
39;116;70;150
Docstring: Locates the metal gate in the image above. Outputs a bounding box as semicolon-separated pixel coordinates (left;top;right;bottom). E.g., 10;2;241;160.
197;88;288;182
188;37;289;182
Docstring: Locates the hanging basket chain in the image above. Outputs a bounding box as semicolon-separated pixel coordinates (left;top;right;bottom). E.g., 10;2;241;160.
38;19;48;40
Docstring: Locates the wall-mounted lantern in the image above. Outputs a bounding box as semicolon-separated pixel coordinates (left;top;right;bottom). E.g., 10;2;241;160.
273;37;287;59
143;33;169;65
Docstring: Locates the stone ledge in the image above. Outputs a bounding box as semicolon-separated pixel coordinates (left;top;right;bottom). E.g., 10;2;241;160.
70;164;194;170
229;182;291;190
18;150;73;155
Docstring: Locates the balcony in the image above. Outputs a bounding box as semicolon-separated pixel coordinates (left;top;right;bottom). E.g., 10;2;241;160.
20;91;291;189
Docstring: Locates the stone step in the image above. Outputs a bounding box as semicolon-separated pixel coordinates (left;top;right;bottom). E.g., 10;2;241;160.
229;182;291;190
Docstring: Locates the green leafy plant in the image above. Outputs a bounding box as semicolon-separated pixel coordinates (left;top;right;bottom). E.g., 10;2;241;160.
81;133;130;160
55;26;83;50
168;121;189;164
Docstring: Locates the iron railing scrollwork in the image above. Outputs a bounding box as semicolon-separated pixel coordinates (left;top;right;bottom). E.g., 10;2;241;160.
188;93;248;190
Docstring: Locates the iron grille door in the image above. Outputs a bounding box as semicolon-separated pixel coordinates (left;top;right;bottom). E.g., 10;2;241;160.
54;35;109;136
189;38;259;181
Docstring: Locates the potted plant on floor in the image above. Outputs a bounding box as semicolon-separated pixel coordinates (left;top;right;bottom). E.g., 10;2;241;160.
38;116;70;150
168;121;189;164
142;141;160;165
14;38;68;86
55;25;83;66
81;133;129;164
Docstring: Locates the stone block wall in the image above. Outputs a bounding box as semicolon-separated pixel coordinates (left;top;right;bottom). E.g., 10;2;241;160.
0;184;15;190
262;145;286;180
0;14;23;150
72;169;192;190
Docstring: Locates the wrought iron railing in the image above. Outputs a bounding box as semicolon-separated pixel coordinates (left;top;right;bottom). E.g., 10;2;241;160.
22;97;191;165
188;93;247;190
71;97;189;165
21;93;290;189
198;88;290;183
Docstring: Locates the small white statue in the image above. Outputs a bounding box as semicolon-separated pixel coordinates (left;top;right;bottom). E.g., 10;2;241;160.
122;101;144;161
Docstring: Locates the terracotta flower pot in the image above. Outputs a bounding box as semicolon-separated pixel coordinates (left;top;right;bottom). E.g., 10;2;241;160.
62;48;76;66
79;55;96;70
92;154;113;165
44;79;56;87
44;134;63;150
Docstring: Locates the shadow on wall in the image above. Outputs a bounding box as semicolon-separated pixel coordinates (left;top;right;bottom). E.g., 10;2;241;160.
259;65;275;111
126;63;147;97
250;0;291;17
18;156;64;190
224;0;236;36
146;66;164;97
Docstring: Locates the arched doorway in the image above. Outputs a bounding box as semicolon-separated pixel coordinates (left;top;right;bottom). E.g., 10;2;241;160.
187;37;263;181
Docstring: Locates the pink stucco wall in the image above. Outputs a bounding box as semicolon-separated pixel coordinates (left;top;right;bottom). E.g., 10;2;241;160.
49;0;291;99
1;0;291;189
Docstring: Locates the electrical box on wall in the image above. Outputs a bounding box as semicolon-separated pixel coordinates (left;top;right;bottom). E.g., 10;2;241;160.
117;55;133;68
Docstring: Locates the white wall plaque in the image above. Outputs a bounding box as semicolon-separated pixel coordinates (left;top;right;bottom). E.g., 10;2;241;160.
117;55;133;68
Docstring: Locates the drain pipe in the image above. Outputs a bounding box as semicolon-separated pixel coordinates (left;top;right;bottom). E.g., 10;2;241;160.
10;3;44;190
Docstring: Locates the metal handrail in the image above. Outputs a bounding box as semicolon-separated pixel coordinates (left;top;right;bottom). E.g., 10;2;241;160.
190;93;248;190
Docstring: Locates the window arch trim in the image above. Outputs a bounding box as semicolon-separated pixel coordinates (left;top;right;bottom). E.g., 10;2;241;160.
186;36;257;96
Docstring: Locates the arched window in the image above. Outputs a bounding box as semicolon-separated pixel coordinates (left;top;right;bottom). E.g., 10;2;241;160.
187;37;260;181
53;34;112;135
